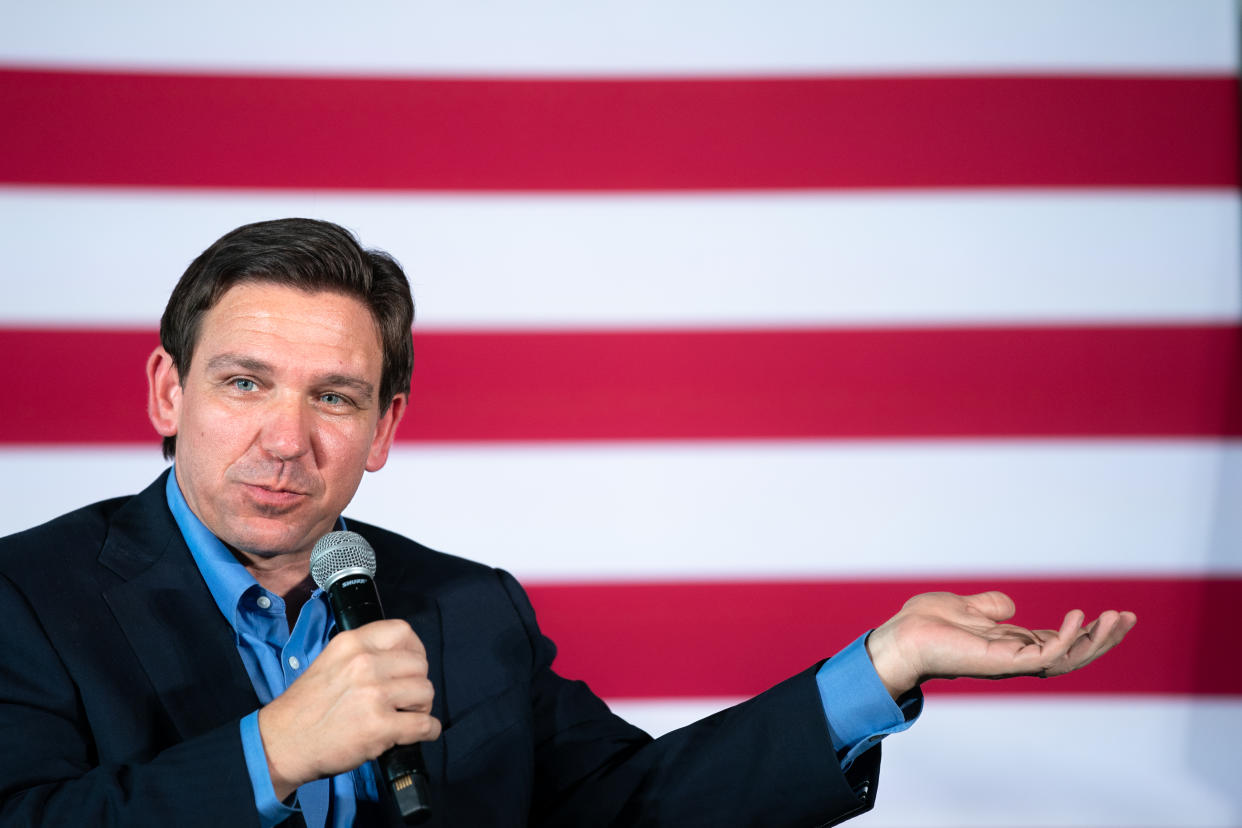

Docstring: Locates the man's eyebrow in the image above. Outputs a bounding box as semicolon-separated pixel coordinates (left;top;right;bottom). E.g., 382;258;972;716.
205;353;273;374
319;374;376;401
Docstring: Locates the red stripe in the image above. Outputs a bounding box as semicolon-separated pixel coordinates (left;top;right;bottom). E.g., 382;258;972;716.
1;68;1236;190
3;325;1239;444
526;577;1241;698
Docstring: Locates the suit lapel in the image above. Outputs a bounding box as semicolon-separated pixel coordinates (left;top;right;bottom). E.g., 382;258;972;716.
99;472;259;741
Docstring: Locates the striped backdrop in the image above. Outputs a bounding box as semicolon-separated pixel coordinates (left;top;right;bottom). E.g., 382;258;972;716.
3;2;1240;825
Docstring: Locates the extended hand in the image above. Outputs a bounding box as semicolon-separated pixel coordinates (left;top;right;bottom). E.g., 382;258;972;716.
257;619;440;800
864;591;1136;700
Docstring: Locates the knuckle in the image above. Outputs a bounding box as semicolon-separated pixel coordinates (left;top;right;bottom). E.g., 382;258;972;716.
344;651;380;682
327;629;363;657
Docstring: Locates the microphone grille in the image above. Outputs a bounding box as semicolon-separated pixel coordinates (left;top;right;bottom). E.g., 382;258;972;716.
310;530;377;590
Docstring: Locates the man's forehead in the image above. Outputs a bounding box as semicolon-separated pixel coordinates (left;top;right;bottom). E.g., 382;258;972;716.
201;283;373;331
193;283;383;367
207;281;364;313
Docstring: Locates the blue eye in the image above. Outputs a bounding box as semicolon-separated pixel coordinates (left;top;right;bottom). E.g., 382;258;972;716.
233;378;256;392
321;393;347;406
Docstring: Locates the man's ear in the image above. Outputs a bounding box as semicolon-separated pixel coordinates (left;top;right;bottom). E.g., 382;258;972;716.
366;392;407;472
146;347;181;438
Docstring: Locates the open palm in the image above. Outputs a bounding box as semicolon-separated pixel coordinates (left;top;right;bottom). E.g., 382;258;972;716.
865;591;1137;699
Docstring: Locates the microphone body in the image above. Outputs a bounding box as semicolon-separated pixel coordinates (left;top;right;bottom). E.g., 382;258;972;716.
311;532;432;825
325;572;386;631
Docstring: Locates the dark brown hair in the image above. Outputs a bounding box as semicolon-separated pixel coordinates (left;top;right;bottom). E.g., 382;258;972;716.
159;218;413;458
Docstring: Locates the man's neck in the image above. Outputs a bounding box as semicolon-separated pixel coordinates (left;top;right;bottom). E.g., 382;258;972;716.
238;550;317;622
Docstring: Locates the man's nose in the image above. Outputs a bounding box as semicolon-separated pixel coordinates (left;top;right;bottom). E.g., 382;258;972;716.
261;395;312;461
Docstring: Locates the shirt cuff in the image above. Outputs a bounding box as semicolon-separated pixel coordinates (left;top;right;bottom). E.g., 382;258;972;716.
240;711;299;828
815;632;923;770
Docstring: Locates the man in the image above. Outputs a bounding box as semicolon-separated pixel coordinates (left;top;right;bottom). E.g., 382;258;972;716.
0;218;1135;826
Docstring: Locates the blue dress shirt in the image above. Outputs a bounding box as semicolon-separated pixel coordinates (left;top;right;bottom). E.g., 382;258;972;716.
166;471;377;828
167;469;919;825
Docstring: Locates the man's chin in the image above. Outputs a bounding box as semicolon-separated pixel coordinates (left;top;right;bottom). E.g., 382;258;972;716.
220;518;326;562
235;543;297;561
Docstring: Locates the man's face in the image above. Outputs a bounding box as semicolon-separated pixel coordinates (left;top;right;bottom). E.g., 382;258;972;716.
148;282;405;561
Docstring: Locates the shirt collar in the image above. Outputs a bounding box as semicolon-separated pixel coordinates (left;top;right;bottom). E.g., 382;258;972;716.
164;467;341;630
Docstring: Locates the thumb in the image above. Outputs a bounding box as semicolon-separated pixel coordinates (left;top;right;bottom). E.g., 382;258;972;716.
962;590;1017;622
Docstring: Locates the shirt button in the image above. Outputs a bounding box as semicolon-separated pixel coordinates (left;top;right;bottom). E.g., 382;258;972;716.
288;656;301;670
255;595;272;610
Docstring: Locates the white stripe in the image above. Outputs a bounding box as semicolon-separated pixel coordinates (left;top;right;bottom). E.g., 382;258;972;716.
3;442;1238;578
3;188;1238;328
609;696;1242;826
1;1;1235;75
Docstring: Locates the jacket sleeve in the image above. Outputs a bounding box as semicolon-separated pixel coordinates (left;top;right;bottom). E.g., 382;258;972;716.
0;572;261;828
496;570;880;828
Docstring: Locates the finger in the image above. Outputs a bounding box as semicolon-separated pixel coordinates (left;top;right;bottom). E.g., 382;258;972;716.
326;621;425;665
1082;610;1136;646
384;676;437;713
1055;608;1086;643
367;648;431;681
1023;610;1084;673
360;711;443;757
1058;613;1115;670
1065;609;1135;669
355;619;425;654
337;648;430;690
961;590;1017;623
389;712;442;746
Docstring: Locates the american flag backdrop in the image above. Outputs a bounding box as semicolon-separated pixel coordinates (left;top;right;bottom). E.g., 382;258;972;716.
2;2;1240;825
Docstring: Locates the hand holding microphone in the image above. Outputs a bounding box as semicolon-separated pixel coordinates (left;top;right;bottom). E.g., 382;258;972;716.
257;531;434;824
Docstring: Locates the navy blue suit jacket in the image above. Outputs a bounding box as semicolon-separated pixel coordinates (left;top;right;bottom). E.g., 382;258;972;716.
0;472;880;826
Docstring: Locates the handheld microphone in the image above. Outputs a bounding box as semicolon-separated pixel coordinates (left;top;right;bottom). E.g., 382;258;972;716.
310;531;432;825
